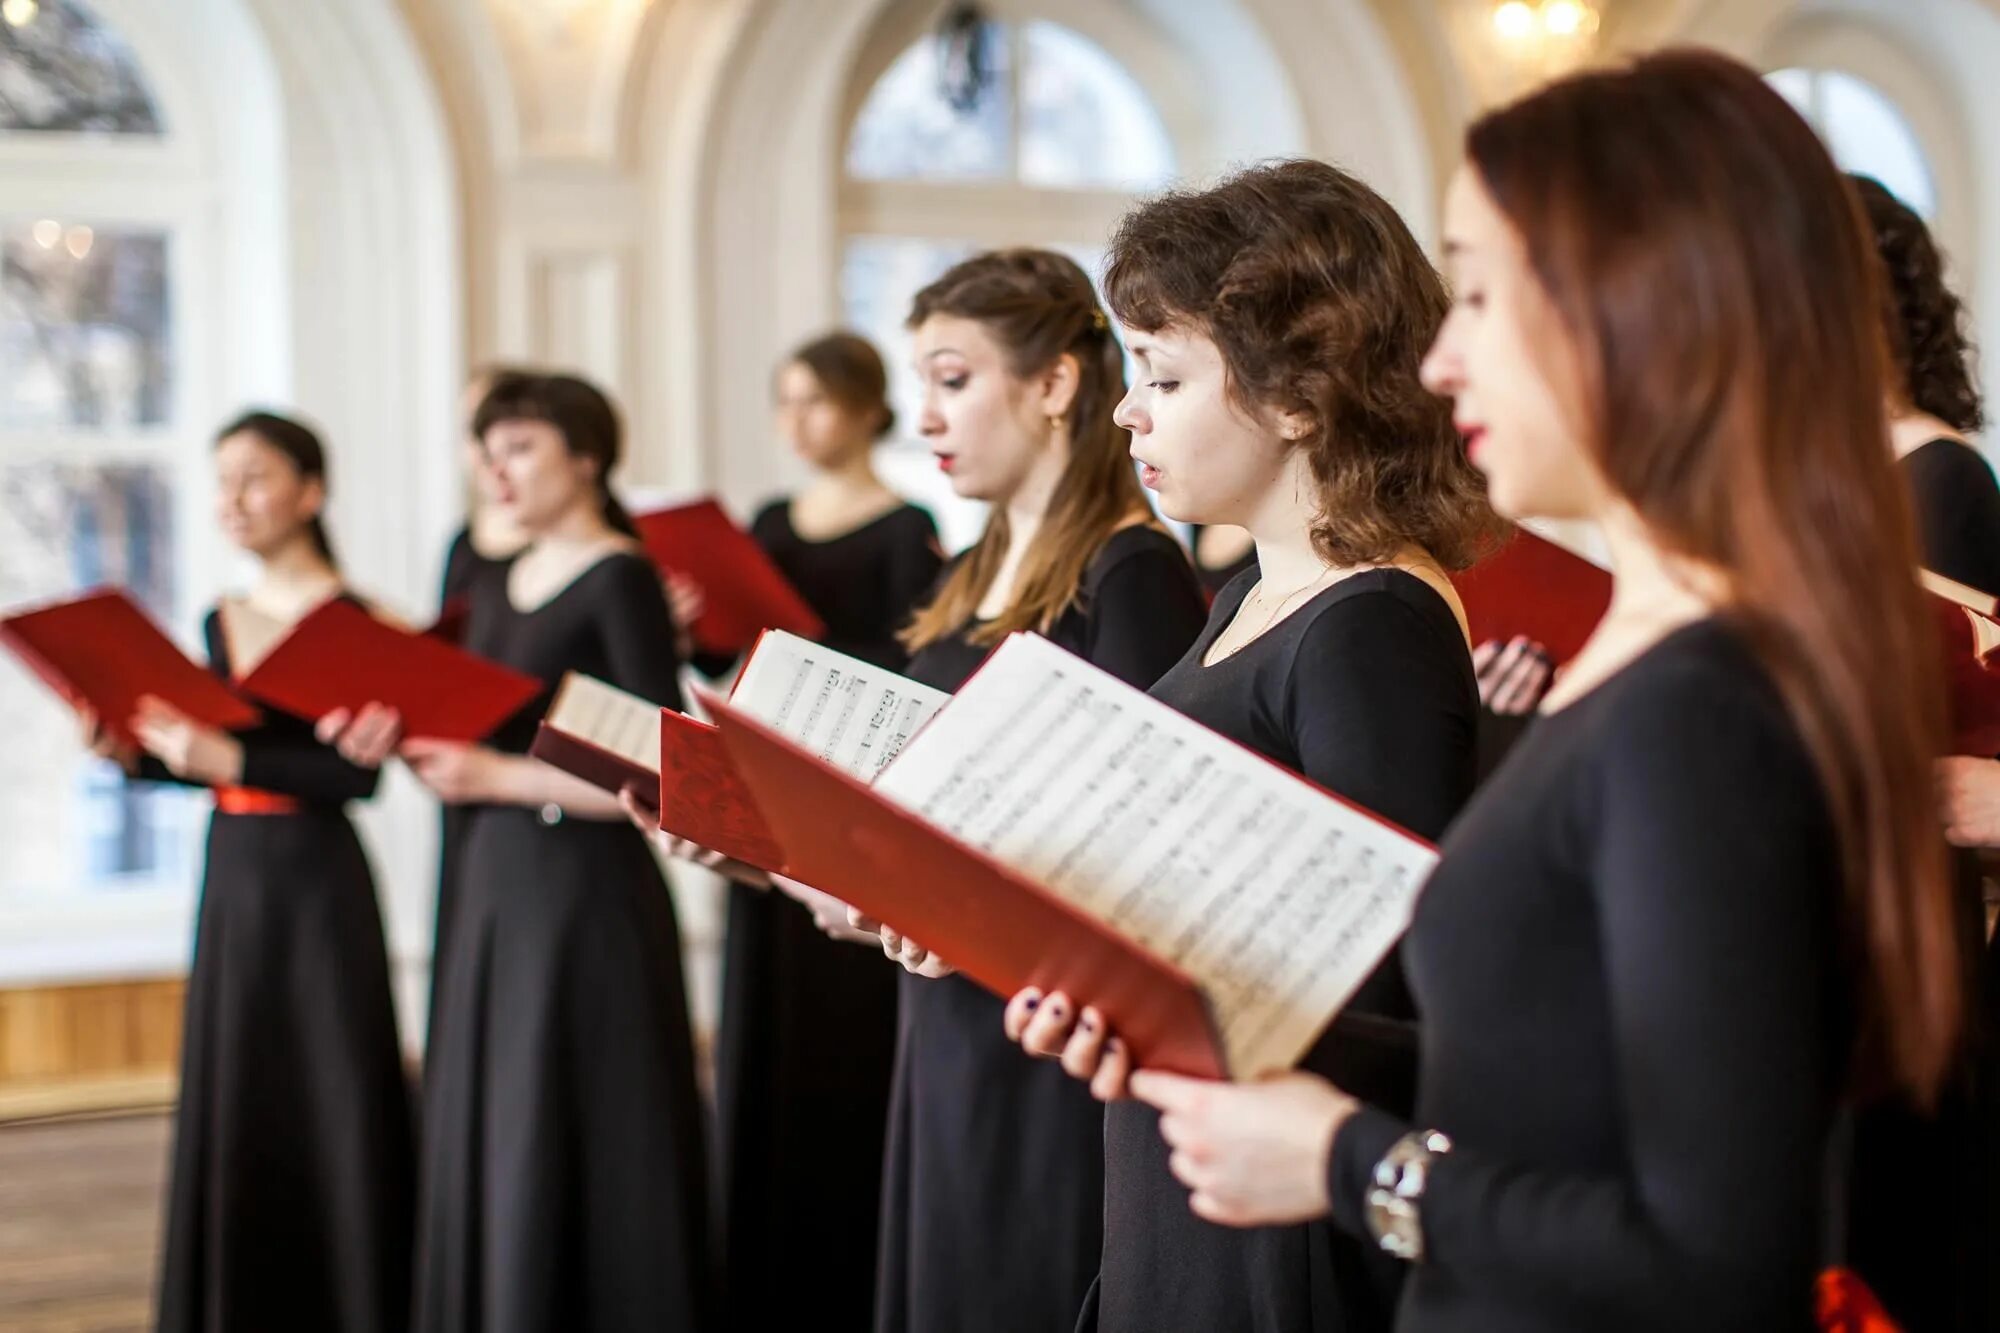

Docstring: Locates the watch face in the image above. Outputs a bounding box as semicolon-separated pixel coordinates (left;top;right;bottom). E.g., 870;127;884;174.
1366;1191;1424;1261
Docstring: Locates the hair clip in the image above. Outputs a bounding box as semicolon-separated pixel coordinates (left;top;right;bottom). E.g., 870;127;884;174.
1090;309;1109;332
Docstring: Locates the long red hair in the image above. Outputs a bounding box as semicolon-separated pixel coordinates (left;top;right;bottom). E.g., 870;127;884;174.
1469;49;1959;1101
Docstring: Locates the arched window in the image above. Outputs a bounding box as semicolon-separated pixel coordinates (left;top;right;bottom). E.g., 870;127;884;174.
840;14;1178;549
1768;66;1936;218
0;0;201;908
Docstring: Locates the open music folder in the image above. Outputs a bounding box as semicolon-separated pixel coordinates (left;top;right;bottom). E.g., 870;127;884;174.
236;598;542;742
1452;523;1611;665
0;588;261;744
705;632;1439;1081
529;630;950;870
633;499;826;656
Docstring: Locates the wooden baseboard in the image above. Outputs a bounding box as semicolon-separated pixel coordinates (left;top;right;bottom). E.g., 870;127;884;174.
0;1070;177;1124
0;978;184;1119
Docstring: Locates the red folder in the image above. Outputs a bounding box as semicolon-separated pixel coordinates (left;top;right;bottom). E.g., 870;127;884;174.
656;708;789;872
425;596;471;646
1452;526;1612;665
0;588;259;744
238;599;542;741
702;688;1228;1079
1935;599;2000;756
634;499;825;656
528;721;659;809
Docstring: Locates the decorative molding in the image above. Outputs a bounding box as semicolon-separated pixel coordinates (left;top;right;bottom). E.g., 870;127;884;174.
532;247;632;394
484;0;655;163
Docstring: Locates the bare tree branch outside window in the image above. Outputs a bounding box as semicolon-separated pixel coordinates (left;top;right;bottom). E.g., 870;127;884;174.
0;0;163;135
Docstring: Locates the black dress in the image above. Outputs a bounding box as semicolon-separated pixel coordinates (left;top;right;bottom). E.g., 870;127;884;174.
717;499;942;1332
416;551;711;1333
1327;619;1842;1332
1846;439;2000;1332
876;525;1208;1333
1091;570;1476;1333
152;602;414;1333
1903;435;2000;595
428;528;505;1061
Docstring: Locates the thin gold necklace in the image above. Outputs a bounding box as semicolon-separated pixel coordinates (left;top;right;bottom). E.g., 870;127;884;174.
1235;565;1338;644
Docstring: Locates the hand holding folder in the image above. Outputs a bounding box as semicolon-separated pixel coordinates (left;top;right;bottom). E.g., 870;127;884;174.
238;598;541;742
0;588;259;745
704;633;1440;1082
634;499;825;656
1452;523;1612;666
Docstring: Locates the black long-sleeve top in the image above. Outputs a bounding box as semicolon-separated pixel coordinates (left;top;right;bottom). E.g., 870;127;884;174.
1329;618;1842;1332
135;600;380;805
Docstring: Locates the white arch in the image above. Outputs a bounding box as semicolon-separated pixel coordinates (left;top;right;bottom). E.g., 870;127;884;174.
1760;11;1977;291
629;0;1434;508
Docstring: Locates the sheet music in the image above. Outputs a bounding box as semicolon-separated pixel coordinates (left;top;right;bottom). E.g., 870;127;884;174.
731;631;949;781
872;632;1436;1078
547;672;661;768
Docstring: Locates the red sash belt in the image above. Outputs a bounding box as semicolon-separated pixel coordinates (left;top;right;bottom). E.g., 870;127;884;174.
214;785;301;815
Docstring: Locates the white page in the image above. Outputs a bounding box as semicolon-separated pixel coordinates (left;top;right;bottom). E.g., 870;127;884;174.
731;630;949;781
872;632;1436;1078
548;672;661;769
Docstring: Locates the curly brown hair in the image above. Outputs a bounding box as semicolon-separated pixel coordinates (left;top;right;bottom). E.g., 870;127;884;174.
1851;174;1984;432
1103;158;1499;571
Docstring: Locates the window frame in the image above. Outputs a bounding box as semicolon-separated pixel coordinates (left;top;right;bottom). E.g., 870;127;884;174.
836;2;1188;548
1760;14;1975;294
0;1;224;932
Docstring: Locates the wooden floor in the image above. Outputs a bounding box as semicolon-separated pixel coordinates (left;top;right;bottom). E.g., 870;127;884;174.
0;1113;166;1333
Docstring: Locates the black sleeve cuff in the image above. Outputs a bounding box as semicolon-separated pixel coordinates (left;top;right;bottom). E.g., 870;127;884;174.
1327;1103;1409;1239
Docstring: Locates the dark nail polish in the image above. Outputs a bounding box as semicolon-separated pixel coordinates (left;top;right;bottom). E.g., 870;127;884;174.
1023;995;1039;1011
1080;1014;1097;1032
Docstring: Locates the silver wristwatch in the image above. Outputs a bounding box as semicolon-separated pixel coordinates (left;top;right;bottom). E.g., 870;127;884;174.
1365;1129;1452;1261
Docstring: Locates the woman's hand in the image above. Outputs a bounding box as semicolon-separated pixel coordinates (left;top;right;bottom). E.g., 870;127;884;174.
402;739;503;805
79;706;137;771
845;907;955;978
1473;636;1554;715
665;573;706;660
1004;987;1132;1100
315;702;404;769
1127;1069;1359;1228
1938;756;2000;848
772;875;883;945
617;788;774;886
130;695;243;786
880;923;955;978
